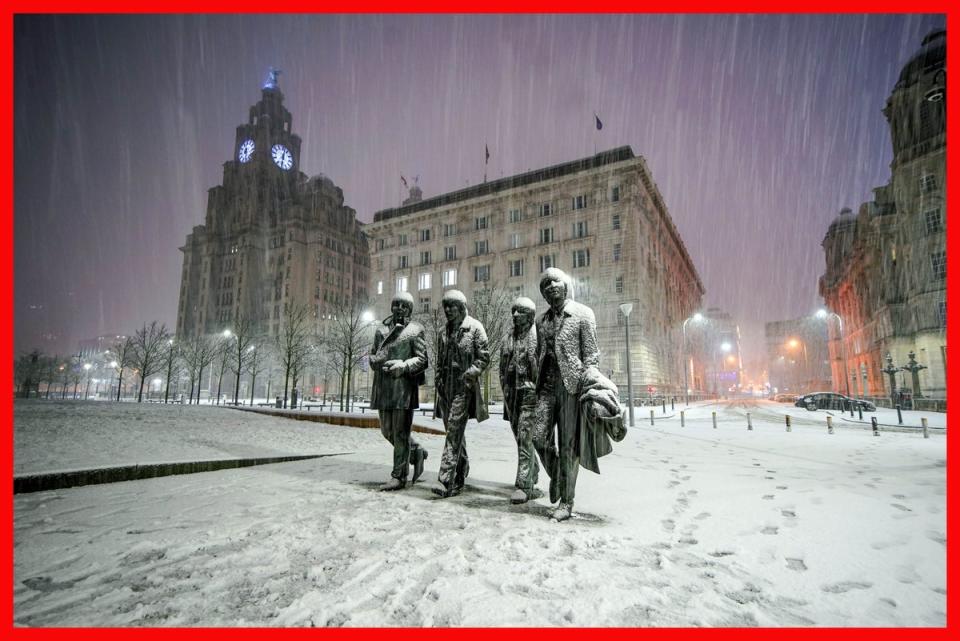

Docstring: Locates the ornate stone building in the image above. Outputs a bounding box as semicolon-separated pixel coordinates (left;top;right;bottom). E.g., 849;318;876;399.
364;147;704;399
819;30;946;403
176;77;369;391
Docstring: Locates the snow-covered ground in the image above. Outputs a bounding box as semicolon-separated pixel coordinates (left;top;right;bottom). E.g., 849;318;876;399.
13;399;946;627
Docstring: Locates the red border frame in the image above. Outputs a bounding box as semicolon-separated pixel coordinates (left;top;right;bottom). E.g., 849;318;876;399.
3;3;955;638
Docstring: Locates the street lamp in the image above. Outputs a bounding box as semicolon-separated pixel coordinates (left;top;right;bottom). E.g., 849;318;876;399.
815;309;850;397
681;312;704;405
619;303;634;427
785;338;809;393
83;363;92;400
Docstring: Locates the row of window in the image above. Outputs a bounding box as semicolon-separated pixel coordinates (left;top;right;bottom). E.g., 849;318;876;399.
391;240;624;270
375;193;623;252
378;250;606;294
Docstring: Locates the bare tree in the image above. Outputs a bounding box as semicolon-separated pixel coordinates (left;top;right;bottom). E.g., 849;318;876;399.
181;334;217;404
130;321;170;402
470;283;514;402
68;354;84;400
226;314;258;404
212;334;233;405
326;295;374;412
162;339;180;403
14;350;43;398
39;354;60;398
110;337;136;401
274;303;313;408
244;337;271;406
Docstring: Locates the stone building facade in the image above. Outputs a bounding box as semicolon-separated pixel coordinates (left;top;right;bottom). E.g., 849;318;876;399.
819;30;946;403
176;79;369;395
364;147;704;400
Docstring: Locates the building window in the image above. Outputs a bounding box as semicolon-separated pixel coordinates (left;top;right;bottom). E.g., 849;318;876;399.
573;249;590;268
509;208;523;223
475;216;488;230
610;185;620;202
572;194;587;210
539;228;554;244
475;240;489;256
612;214;621;230
398;234;408;246
509;233;523;249
420;251;432;265
613;243;622;262
418;273;432;290
539;254;556;272
444;223;458;237
420;229;431;242
924;207;942;234
921;174;938;194
444;246;457;261
375;239;386;251
931;251;946;280
573;221;588;238
615;276;624;294
937;299;946;327
474;265;490;282
539;203;552;217
398;255;409;269
377;280;383;295
396;276;408;293
443;268;457;287
419;297;431;314
509;259;524;278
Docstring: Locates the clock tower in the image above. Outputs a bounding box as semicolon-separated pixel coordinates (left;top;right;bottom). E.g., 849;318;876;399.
176;72;370;403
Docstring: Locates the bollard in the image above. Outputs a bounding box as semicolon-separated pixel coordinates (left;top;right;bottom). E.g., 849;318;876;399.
671;397;675;411
747;412;753;431
896;404;903;425
922;417;929;439
650;409;655;426
662;399;667;414
680;410;685;427
785;415;792;432
827;416;834;434
849;400;854;418
712;411;717;429
871;416;879;436
858;405;863;420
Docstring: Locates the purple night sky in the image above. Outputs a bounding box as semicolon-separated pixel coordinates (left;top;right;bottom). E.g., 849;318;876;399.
14;14;945;368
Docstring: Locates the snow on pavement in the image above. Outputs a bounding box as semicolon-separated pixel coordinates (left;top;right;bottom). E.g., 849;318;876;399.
13;400;947;626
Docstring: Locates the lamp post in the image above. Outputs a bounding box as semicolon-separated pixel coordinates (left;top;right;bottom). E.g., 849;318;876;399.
164;339;176;404
83;363;92;400
882;353;900;407
786;338;808;393
816;309;850;397
619;303;634;427
681;312;704;405
901;350;927;400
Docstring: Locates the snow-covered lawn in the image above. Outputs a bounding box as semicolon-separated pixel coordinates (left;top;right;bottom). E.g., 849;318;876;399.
13;399;946;626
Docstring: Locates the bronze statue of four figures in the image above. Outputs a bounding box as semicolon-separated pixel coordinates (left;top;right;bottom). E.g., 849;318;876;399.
369;269;626;522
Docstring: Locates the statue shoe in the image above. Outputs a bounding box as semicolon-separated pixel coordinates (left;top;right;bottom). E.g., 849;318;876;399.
432;485;461;498
510;488;529;504
379;478;406;491
411;449;428;484
551;502;573;522
549;477;560;504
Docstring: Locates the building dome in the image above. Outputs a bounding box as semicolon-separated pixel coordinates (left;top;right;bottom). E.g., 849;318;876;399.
894;29;946;90
827;207;856;236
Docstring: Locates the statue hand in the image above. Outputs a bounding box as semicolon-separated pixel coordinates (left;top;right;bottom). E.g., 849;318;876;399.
386;361;406;378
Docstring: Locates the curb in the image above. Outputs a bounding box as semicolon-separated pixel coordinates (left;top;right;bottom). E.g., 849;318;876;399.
232;407;447;436
13;454;338;494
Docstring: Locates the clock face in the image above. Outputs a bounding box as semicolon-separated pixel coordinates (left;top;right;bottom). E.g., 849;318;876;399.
271;144;293;170
238;139;255;163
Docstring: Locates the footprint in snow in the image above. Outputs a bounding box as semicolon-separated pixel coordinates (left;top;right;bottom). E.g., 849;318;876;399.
785;558;807;572
821;581;872;594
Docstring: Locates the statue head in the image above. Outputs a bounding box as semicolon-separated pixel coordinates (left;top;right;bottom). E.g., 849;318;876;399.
441;289;468;326
390;292;415;324
539;267;570;310
511;297;536;334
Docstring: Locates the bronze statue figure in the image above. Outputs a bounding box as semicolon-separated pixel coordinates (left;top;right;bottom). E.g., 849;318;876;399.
534;268;625;521
369;292;429;491
499;297;542;503
433;289;490;498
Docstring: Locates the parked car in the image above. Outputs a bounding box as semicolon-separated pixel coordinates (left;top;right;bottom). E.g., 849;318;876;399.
795;392;876;412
